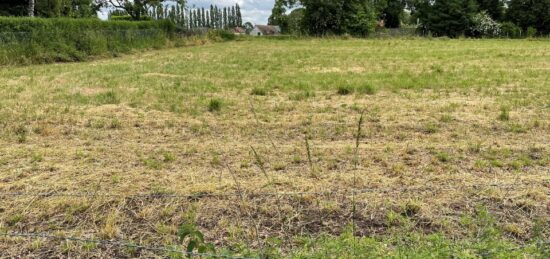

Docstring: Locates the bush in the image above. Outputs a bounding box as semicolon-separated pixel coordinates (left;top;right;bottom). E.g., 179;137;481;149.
526;27;537;38
207;30;236;42
469;12;502;38
0;17;176;65
501;22;522;38
110;15;153;21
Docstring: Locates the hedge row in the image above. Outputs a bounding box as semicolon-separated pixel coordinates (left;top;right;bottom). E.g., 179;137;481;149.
0;17;176;65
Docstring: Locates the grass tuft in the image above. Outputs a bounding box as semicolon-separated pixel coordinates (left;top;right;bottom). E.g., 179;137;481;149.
337;86;354;95
208;99;223;112
357;83;376;95
498;106;510;121
251;87;268;96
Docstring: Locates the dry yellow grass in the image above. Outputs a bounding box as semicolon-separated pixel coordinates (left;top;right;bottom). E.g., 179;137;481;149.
0;38;549;256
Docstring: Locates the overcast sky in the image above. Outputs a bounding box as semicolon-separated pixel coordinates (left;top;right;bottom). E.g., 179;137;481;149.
99;1;275;25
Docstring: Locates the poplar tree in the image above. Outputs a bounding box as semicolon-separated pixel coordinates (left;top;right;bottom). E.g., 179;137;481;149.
223;7;228;29
214;6;218;28
236;4;242;27
230;6;235;27
201;8;206;27
210;5;215;28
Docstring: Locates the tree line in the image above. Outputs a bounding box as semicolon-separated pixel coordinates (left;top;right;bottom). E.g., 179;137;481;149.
0;0;97;18
269;0;550;37
143;4;243;30
0;0;243;30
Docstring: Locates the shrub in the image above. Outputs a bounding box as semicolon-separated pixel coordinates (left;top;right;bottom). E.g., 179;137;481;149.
207;30;236;42
469;12;502;38
501;22;522;38
526;27;537;38
0;17;176;65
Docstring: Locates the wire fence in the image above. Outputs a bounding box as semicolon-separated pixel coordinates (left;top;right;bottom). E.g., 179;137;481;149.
0;181;548;199
0;231;252;259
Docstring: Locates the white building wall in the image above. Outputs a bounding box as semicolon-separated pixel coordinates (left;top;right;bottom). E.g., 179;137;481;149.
250;28;263;36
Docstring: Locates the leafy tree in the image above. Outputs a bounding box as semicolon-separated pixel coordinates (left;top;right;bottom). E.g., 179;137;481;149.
223;7;228;28
506;0;550;35
217;7;222;28
200;7;205;27
96;0;168;20
236;4;242;27
243;21;254;34
470;11;502;37
416;0;478;37
268;0;298;33
210;5;215;28
0;0;28;16
300;0;377;36
1;0;97;17
287;8;305;34
382;0;406;28
187;9;192;28
191;9;195;27
300;0;344;35
341;0;377;35
475;0;504;21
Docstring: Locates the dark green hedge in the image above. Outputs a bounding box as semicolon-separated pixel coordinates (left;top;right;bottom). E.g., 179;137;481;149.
0;17;176;65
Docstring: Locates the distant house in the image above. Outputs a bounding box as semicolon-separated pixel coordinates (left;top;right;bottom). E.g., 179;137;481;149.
250;25;281;36
232;27;246;35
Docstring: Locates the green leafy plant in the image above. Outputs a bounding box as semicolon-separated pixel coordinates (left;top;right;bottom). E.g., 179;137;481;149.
498;106;510;121
178;224;216;257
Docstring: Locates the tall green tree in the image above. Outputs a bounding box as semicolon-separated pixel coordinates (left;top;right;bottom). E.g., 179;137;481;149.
230;5;236;27
236;4;242;26
416;0;478;37
223;7;228;28
476;0;504;21
382;0;406;28
97;0;177;20
201;7;205;27
268;0;298;33
1;0;97;17
506;0;550;34
299;0;377;36
0;0;28;16
210;5;215;28
300;0;343;35
287;8;305;34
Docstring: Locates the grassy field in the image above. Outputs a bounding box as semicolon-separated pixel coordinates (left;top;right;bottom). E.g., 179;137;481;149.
0;38;549;257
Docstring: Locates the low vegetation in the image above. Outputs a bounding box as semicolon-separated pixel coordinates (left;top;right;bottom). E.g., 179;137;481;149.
0;38;549;257
0;17;176;65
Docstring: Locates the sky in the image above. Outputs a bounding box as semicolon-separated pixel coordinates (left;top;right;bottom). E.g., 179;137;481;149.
98;0;276;25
